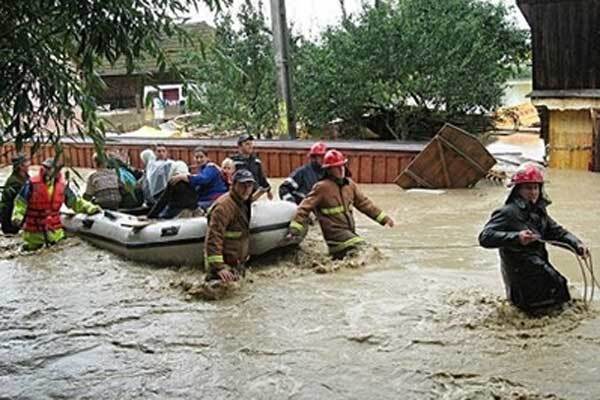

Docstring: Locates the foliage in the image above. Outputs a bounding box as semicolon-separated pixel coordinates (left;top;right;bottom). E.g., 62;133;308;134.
0;0;229;155
293;0;529;139
184;0;278;136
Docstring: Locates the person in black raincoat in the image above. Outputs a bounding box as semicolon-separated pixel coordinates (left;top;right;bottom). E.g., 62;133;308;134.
279;142;327;204
478;163;589;312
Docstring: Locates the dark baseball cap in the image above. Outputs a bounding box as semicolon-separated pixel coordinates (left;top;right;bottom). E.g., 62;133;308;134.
232;169;256;184
237;134;255;145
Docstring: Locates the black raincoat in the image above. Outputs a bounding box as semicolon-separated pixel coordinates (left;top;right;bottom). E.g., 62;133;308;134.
478;186;582;311
278;161;324;205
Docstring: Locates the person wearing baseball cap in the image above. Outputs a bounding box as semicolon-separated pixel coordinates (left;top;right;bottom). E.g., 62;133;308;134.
204;169;256;283
479;162;589;312
286;149;394;259
0;154;30;234
279;142;327;205
11;157;100;250
231;134;272;201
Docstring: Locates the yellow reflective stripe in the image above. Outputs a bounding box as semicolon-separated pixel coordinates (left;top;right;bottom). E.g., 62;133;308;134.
206;255;224;264
328;236;365;254
224;231;242;239
376;211;387;223
289;220;304;231
320;205;345;215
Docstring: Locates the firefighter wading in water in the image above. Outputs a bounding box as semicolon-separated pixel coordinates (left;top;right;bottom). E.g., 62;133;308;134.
479;163;589;312
11;158;100;251
286;149;394;258
204;169;256;282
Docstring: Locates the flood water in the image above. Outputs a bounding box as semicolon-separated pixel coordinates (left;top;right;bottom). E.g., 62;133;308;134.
1;166;599;399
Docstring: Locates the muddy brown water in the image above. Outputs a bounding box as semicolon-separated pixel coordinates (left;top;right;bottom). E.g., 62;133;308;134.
1;166;599;399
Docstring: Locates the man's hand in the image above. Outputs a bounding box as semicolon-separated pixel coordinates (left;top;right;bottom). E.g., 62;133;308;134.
11;218;22;228
518;229;539;246
577;244;590;257
217;269;237;283
266;190;273;200
384;218;395;228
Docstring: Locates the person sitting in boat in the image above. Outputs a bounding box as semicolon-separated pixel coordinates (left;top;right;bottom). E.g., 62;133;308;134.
105;151;144;209
11;158;100;251
139;148;173;207
154;143;171;162
0;154;30;234
231;134;272;201
478;162;589;312
169;147;229;210
221;158;235;186
83;153;122;210
286;150;395;259
205;169;255;283
279;141;327;205
148;161;198;219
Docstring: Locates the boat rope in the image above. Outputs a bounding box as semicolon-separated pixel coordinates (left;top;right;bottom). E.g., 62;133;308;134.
539;239;596;309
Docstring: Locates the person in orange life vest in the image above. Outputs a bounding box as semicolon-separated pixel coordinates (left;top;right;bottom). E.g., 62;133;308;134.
287;149;395;259
11;158;100;251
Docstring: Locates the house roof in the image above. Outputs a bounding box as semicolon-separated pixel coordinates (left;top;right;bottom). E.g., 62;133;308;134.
97;21;214;77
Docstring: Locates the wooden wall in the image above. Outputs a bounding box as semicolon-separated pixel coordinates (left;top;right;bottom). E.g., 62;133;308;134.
518;0;600;91
548;110;594;170
0;140;422;184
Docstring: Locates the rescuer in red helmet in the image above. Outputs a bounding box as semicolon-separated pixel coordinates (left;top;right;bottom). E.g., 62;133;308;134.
279;142;328;205
287;149;394;259
479;162;589;312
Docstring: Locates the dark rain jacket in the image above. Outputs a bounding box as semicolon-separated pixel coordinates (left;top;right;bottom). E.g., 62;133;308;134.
204;190;251;279
0;171;28;234
231;153;271;192
289;176;390;255
478;189;582;311
279;161;324;205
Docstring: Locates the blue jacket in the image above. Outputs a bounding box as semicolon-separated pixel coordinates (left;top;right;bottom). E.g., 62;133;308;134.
189;162;229;203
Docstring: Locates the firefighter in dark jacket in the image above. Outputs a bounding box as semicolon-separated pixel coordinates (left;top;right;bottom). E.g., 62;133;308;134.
231;134;272;201
0;154;30;234
279;142;327;204
478;163;589;312
287;150;394;258
205;169;255;282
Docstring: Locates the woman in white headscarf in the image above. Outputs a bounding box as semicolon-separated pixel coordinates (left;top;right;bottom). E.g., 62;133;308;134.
140;149;175;206
148;160;198;219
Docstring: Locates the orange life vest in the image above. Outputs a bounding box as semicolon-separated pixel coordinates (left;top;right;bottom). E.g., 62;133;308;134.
23;173;65;233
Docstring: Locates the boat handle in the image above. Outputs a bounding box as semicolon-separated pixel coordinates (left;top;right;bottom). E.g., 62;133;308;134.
161;226;180;237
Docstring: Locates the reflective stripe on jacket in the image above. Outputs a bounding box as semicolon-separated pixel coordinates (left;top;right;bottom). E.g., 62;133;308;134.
278;161;323;205
289;176;390;254
204;190;251;275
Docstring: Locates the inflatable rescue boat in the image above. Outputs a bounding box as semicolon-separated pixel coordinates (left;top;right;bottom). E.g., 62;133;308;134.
61;200;301;266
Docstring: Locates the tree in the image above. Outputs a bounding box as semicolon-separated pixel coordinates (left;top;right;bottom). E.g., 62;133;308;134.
0;0;229;153
183;0;278;136
293;0;529;139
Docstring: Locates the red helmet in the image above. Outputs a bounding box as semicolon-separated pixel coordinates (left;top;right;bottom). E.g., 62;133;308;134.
322;149;347;169
508;162;544;187
309;141;327;156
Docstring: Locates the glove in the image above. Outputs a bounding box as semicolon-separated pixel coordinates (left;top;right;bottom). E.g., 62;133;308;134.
89;206;102;215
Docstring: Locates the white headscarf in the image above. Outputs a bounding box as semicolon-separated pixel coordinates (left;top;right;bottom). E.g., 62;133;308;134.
169;160;190;179
140;148;174;198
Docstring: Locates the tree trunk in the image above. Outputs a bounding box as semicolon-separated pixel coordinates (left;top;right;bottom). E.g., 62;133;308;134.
339;0;347;21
